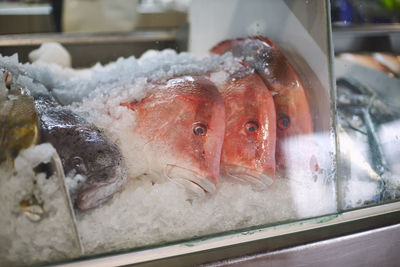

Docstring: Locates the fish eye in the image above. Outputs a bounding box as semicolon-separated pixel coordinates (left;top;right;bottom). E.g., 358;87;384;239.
72;156;87;174
245;121;259;133
277;114;290;130
72;156;83;167
192;123;207;136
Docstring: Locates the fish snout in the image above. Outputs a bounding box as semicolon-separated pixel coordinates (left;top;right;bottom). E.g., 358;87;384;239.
224;165;273;189
76;163;126;210
164;164;217;196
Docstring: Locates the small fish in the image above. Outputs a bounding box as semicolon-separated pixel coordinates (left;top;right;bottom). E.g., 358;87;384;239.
121;76;225;195
34;92;126;210
214;65;276;188
211;36;314;170
0;72;39;165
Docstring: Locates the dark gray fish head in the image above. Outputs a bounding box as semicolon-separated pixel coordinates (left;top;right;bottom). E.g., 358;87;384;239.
63;126;126;210
44;122;126;211
36;94;126;210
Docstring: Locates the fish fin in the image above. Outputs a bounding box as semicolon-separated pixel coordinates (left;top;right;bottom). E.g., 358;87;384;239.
120;100;139;111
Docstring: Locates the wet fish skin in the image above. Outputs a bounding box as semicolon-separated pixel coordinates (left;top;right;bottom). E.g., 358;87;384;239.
215;65;276;188
121;76;225;194
35;93;126;210
211;36;314;170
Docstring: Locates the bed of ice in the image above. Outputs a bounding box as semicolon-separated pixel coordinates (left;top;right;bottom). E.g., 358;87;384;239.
0;46;337;262
0;144;81;266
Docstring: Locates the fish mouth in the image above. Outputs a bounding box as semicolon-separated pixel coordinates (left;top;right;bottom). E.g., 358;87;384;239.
164;164;216;196
224;165;273;189
75;164;127;210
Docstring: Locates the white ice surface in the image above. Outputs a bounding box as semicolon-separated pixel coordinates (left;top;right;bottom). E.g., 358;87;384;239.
0;144;81;266
14;143;56;176
282;133;337;217
76;172;336;254
29;42;72;68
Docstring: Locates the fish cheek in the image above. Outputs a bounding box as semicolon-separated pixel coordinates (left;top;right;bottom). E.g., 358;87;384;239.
133;100;174;138
221;94;254;166
155;101;200;167
222;117;256;167
273;94;292;134
201;104;225;175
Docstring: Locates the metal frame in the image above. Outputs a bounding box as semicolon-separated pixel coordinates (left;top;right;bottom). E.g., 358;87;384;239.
55;202;400;267
0;30;178;67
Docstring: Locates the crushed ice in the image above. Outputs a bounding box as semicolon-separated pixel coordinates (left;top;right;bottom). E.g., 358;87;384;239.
0;48;338;257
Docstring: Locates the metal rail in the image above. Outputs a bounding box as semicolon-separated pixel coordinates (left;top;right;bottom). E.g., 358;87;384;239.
55;202;400;267
0;30;177;46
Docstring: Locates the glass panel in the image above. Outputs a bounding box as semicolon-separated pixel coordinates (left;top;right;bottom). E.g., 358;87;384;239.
335;58;400;210
332;0;400;210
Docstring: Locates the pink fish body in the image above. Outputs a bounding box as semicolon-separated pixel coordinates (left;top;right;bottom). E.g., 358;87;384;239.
122;76;225;195
211;36;314;170
214;66;276;187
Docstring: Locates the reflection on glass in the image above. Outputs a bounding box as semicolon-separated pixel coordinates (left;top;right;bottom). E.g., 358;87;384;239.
337;77;400;209
331;0;400;25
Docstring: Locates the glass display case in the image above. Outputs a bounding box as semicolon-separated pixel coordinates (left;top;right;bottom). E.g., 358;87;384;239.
0;0;399;266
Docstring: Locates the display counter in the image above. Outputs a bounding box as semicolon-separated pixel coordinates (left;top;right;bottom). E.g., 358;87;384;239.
0;1;399;266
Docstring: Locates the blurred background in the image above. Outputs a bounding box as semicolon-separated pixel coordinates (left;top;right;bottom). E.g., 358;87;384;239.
0;0;398;66
0;0;190;34
0;0;191;67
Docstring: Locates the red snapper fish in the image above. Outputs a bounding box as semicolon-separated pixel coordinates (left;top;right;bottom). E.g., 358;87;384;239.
211;36;314;170
213;65;276;187
121;76;225;195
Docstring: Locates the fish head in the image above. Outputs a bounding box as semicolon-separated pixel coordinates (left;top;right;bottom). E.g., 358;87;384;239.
38;105;126;211
51;124;126;210
122;76;225;195
218;70;276;188
62;126;121;179
211;37;314;170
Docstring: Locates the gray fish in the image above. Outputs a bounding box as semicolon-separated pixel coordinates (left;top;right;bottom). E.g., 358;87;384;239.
336;77;400;202
34;92;126;210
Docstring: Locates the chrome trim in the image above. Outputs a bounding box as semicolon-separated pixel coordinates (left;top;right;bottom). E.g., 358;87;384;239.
55;202;400;267
0;31;177;46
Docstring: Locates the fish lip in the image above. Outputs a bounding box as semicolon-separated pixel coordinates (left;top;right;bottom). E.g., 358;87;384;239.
224;165;273;189
76;164;127;210
164;164;216;195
